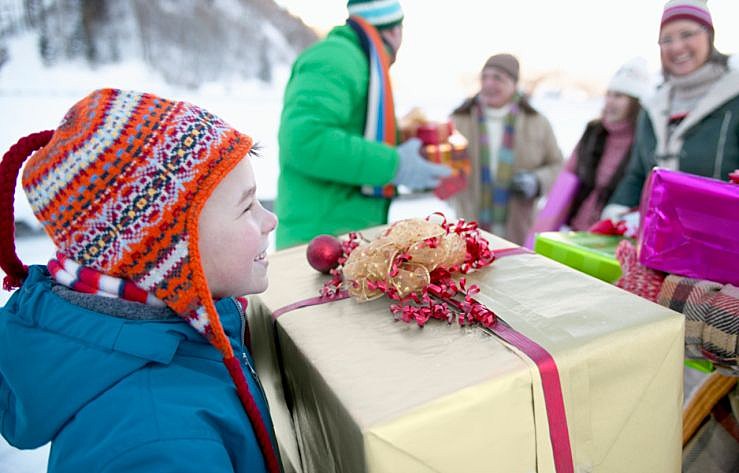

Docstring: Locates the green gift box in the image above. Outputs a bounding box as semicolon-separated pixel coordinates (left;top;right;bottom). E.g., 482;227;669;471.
534;231;628;283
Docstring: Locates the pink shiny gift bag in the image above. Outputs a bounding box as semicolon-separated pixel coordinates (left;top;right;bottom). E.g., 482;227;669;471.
637;168;739;286
524;171;580;249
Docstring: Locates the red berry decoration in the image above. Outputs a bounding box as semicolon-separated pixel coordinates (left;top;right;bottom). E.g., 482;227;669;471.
306;235;343;274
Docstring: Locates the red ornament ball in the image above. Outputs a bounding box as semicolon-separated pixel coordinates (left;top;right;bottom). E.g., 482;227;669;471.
306;234;343;274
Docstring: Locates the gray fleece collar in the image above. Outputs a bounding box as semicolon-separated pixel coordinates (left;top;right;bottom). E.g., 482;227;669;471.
51;283;179;321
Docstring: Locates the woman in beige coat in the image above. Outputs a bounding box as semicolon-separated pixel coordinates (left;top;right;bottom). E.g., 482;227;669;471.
450;54;563;245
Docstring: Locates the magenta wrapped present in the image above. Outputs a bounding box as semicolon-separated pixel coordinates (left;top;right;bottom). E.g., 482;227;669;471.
637;168;739;286
524;170;580;249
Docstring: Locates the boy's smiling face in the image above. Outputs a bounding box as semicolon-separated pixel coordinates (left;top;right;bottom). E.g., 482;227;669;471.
199;158;277;298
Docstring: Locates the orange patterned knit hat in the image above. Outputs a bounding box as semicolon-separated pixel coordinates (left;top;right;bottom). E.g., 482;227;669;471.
0;88;281;473
22;88;251;349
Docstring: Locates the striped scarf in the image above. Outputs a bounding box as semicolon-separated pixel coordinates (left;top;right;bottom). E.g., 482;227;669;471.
348;16;399;199
47;251;250;319
476;95;518;232
48;252;166;307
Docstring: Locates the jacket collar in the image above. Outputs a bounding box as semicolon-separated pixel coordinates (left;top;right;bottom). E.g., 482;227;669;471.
0;266;244;448
644;69;739;156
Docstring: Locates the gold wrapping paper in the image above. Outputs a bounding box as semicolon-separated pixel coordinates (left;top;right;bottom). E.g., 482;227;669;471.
249;228;684;473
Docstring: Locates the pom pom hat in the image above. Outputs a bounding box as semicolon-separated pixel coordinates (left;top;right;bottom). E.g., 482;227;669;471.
347;0;404;30
607;57;651;101
660;0;713;32
0;88;281;473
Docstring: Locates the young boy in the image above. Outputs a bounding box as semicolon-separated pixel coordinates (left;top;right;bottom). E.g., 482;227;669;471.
0;89;282;473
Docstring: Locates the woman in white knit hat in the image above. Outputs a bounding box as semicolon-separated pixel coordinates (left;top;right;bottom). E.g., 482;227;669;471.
562;57;650;230
604;0;739;218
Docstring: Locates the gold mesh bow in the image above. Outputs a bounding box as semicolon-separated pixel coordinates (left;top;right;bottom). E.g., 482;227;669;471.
343;219;467;301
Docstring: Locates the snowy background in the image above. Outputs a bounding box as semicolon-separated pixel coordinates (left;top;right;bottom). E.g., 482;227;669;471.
0;29;606;287
1;0;737;470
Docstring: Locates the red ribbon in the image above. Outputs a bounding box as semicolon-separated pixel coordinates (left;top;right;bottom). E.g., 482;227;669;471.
272;291;349;320
482;322;574;473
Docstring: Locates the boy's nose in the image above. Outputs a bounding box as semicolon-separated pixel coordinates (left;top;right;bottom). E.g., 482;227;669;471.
261;206;278;233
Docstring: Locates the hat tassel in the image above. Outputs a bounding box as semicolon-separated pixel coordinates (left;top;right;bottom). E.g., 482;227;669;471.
0;130;54;291
224;355;282;473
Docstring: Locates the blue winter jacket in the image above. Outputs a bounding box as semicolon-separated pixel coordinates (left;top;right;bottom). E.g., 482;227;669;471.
0;266;277;473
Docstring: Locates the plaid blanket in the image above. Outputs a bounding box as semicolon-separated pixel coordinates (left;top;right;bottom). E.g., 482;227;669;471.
658;275;739;373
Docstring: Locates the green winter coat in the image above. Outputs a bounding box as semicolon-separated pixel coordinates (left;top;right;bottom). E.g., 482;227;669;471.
610;69;739;207
275;25;399;249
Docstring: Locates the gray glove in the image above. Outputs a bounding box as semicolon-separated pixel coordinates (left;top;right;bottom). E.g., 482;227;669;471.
392;138;453;190
510;171;540;199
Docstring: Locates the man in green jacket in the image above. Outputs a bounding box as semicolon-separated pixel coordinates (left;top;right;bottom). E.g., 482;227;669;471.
275;0;452;249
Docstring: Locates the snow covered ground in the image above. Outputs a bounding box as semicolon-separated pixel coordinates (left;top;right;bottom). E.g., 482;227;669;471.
0;436;49;473
0;32;601;469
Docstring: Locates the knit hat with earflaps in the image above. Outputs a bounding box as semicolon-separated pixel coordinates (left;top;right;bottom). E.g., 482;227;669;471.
347;0;404;30
0;88;282;473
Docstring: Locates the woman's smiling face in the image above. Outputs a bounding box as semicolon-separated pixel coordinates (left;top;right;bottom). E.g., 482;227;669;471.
659;19;711;76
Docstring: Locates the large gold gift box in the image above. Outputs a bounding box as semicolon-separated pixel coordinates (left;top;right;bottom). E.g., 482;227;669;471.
249;229;684;473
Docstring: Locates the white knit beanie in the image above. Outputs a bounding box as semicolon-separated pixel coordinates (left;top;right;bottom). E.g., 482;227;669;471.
607;57;651;101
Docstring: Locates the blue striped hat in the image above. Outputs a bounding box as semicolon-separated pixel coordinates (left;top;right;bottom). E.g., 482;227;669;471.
347;0;404;30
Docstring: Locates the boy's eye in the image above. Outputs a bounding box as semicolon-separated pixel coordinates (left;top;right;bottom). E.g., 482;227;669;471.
241;203;253;215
